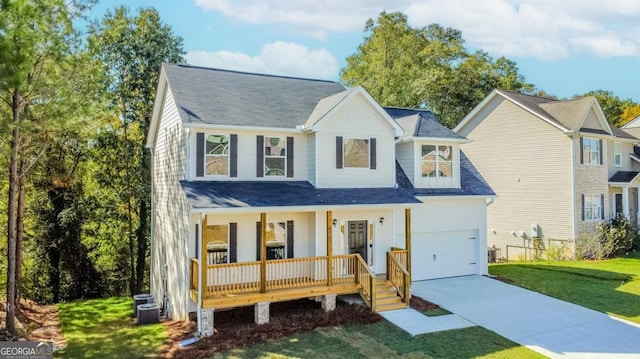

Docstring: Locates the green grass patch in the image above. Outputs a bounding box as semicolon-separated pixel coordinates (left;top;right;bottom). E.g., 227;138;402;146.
490;253;640;324
212;321;544;359
56;297;167;358
421;308;452;317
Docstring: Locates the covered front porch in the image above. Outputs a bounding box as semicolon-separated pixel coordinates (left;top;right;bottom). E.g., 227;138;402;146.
189;209;412;333
609;171;640;225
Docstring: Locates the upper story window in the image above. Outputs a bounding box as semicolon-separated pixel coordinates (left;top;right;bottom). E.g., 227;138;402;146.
205;134;229;175
614;142;621;167
582;137;601;165
422;145;453;178
265;137;286;176
344;138;370;168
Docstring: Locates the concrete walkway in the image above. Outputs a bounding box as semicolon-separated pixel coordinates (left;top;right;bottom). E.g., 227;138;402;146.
412;275;640;359
379;308;475;336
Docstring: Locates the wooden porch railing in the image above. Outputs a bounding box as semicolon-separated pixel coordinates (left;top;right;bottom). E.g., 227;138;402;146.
190;258;199;291
354;254;376;309
266;256;328;290
389;248;408;268
205;261;261;296
387;251;410;303
190;253;379;310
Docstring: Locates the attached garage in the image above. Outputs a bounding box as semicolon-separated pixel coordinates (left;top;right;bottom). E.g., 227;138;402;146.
411;229;479;281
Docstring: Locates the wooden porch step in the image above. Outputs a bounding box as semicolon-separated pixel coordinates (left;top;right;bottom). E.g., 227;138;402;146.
373;279;407;312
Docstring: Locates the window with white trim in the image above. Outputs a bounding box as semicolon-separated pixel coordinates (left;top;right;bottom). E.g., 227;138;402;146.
584;194;602;221
421;145;453;178
582;137;600;165
614;142;621;167
264;137;286;176
344;138;369;168
205;134;229;175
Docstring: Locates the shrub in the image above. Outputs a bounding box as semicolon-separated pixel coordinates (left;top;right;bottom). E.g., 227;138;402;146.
576;215;638;260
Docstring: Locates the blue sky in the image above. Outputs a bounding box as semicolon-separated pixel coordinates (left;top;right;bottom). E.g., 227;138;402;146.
87;0;640;103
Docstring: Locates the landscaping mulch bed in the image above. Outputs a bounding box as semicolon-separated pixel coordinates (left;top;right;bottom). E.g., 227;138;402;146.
0;299;65;350
409;295;440;311
172;298;382;359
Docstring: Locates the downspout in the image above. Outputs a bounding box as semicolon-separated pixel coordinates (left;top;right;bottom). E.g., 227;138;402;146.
566;131;578;250
196;214;204;334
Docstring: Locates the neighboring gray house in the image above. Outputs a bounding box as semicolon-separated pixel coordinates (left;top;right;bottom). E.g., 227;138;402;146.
455;89;639;259
146;64;493;334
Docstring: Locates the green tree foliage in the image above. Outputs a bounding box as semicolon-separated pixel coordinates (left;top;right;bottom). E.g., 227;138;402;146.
341;11;535;128
0;0;96;333
620;105;640;127
574;90;639;127
88;6;184;295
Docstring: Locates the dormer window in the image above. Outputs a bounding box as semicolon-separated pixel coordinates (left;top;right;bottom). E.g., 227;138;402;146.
422;145;453;178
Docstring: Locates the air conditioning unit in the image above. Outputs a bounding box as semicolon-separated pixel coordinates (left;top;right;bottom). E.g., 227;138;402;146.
133;293;154;317
137;303;160;325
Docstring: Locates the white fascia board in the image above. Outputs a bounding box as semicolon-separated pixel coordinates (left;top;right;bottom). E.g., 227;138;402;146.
183;122;303;134
191;202;422;215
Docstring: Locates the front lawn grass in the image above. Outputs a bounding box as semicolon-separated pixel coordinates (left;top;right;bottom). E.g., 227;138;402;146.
213;321;544;359
56;297;167;358
490;252;640;324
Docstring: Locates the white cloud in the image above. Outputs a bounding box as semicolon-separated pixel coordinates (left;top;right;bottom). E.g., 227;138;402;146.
185;41;339;79
193;0;640;60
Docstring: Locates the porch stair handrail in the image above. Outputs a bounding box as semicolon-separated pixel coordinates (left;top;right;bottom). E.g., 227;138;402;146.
354;254;377;310
387;251;410;304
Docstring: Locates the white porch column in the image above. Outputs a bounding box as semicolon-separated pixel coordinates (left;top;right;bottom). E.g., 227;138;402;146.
623;186;630;218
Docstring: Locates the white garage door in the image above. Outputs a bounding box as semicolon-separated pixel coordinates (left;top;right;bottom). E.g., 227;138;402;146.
411;230;478;281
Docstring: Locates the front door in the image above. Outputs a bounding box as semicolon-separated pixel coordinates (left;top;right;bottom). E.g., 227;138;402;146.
615;193;623;216
348;221;367;263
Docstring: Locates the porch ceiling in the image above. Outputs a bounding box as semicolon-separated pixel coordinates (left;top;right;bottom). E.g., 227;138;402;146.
180;180;421;209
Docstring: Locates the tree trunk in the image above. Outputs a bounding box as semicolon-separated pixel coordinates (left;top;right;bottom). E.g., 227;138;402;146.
135;196;148;294
14;156;26;309
47;188;63;303
6;89;21;335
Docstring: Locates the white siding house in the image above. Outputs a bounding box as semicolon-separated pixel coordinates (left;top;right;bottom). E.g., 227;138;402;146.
146;64;494;333
455;90;638;260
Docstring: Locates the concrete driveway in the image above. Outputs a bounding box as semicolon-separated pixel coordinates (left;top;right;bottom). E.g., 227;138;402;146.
412;275;640;359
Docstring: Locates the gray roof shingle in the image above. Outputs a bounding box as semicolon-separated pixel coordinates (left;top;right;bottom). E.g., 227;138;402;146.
180;181;422;209
498;90;637;140
163;64;346;128
609;171;640;183
384;107;467;140
396;152;495;197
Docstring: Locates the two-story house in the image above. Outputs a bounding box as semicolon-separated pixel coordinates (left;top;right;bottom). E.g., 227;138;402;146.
146;64;494;335
455;89;639;260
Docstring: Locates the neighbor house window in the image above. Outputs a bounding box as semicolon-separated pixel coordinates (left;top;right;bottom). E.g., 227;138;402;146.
584;194;602;221
344;138;369;168
205;224;228;264
614;142;621;167
205;134;229;175
582;137;600;165
265;137;286;176
422;145;453;177
265;222;287;260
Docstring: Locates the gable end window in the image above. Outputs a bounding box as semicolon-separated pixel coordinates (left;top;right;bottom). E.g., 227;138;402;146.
582;194;604;221
614;142;621;167
422;145;453;178
344;138;370;168
581;137;602;165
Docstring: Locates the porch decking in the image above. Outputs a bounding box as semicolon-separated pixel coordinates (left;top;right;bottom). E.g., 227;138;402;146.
189;250;410;311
